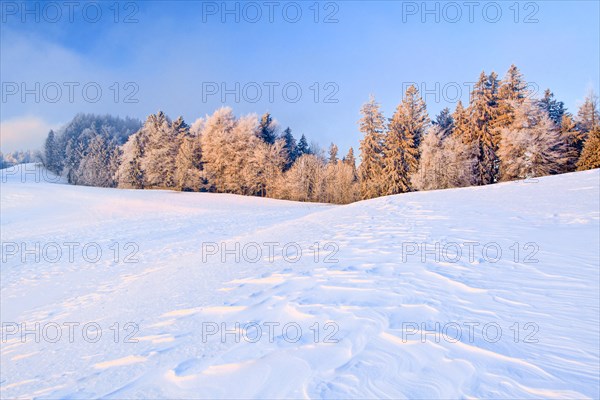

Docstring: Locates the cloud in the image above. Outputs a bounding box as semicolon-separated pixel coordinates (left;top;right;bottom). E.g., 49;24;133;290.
0;115;58;153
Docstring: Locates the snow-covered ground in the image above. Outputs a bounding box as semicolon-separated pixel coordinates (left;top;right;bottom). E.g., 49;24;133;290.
1;163;599;399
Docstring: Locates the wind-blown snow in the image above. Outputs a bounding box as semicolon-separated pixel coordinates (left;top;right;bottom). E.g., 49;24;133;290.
1;164;599;398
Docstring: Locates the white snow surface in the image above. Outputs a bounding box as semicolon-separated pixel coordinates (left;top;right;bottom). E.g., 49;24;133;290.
1;163;599;399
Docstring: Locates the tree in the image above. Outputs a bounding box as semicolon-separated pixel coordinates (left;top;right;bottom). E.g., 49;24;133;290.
466;71;501;185
497;99;567;181
382;85;429;195
76;135;118;187
297;134;310;157
117;132;145;189
560;114;584;172
328;143;339;164
496;65;528;129
433;107;454;138
539;89;566;125
258;113;277;144
412;125;478;191
175;134;203;191
451;100;469;141
44;130;61;174
358;95;386;199
140;111;184;189
576;92;600;134
577;127;600;171
281;127;297;170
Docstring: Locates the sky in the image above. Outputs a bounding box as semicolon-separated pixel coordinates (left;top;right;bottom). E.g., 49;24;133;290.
1;0;599;154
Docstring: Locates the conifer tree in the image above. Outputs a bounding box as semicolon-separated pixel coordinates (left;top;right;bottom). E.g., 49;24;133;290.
44;130;61;174
467;71;501;184
258;113;277;144
560;114;584;172
281;127;297;170
382;85;429;195
433;107;454;138
539;89;566;125
297;134;310;156
451;100;469;141
577;127;600;170
358;95;386;199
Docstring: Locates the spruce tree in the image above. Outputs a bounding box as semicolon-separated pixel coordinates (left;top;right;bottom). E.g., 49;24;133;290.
433;107;454;138
560;114;584;172
358;95;386;199
281;127;297;169
382;85;429;195
539;89;566;126
44;130;61;174
297;134;310;156
258;113;277;144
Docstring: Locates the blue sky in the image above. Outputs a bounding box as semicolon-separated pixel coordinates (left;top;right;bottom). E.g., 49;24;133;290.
1;0;599;153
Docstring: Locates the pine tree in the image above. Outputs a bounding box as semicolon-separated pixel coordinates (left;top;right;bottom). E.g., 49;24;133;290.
382;85;429;195
343;147;356;168
467;71;501;185
328;143;339;164
118;132;145;189
258;113;277;144
539;89;566;125
358;95;386;199
577;127;600;170
576;92;600;134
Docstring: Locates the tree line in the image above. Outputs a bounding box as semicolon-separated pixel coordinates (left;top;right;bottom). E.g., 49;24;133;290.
42;65;600;204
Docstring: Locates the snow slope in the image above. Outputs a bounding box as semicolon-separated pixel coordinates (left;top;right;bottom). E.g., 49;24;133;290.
1;164;599;399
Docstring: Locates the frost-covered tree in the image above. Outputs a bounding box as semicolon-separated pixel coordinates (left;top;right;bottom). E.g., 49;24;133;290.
358;95;386;199
577;127;600;171
498;99;567;180
412;125;478;191
324;160;359;204
576;92;600;134
343;147;356;168
140;112;188;189
328;143;339;164
382;85;429;194
175;134;203;191
76;135;119;187
252;139;287;197
117;132;145;189
278;154;326;202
